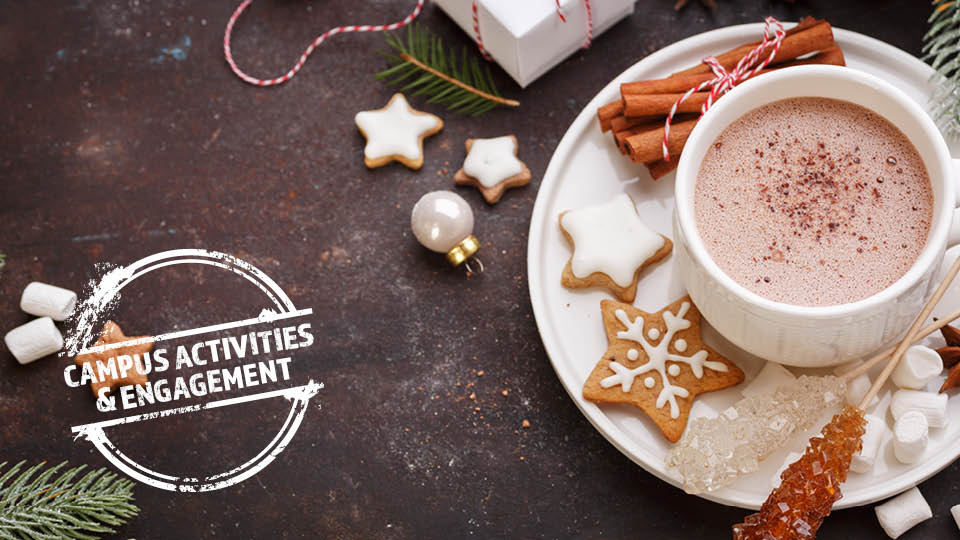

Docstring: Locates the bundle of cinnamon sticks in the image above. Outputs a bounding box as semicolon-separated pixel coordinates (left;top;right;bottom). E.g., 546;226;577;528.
598;17;844;179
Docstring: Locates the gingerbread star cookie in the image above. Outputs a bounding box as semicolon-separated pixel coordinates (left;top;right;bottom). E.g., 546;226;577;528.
559;193;672;302
354;93;443;170
454;135;531;204
583;297;744;442
75;320;153;398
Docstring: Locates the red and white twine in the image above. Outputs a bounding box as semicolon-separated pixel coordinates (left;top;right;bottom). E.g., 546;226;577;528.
661;17;787;161
224;0;424;86
472;0;593;60
225;0;593;86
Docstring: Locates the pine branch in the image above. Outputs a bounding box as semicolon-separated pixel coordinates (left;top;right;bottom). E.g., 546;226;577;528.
0;461;139;539
375;24;518;116
924;0;960;138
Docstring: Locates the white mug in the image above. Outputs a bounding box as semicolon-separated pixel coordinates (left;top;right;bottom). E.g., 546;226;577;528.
673;65;960;367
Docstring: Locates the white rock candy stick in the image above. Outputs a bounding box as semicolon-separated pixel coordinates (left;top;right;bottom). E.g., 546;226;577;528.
668;306;960;494
665;375;845;494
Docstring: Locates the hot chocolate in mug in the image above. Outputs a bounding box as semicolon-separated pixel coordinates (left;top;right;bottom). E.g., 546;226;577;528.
673;65;960;367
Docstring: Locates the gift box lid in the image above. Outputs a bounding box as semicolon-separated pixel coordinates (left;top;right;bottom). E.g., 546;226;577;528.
434;0;634;87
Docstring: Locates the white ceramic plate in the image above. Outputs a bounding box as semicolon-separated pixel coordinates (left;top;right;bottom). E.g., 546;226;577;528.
527;23;960;510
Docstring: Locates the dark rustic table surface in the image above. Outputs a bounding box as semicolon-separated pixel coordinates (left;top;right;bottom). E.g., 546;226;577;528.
1;1;955;538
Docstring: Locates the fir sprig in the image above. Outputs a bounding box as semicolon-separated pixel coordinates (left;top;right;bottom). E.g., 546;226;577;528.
0;461;139;540
924;0;960;138
376;24;518;116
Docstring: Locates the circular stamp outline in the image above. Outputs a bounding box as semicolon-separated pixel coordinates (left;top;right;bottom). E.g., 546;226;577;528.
69;249;319;492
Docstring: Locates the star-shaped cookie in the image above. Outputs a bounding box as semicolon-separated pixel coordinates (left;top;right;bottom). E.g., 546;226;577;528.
453;135;531;204
559;193;672;302
75;320;153;398
355;93;443;170
583;297;744;442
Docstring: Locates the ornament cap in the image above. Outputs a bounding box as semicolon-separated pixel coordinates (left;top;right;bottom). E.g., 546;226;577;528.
446;235;480;266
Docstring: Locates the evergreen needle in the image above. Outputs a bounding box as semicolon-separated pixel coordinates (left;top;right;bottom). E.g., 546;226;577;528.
0;461;138;539
376;24;518;116
924;0;960;138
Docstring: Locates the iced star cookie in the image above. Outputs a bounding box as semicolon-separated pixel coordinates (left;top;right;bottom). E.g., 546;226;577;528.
559;193;672;302
355;93;443;170
453;135;531;204
74;320;152;398
583;297;744;442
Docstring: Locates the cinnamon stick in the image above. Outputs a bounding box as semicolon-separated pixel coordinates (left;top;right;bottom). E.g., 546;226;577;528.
598;100;624;132
626;119;698;163
672;20;833;77
646;159;679;180
614;125;656;154
623;92;710;117
674;17;820;75
620;46;844;117
610;114;660;133
620;45;845;97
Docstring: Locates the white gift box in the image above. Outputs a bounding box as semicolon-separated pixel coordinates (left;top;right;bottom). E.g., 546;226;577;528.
434;0;635;87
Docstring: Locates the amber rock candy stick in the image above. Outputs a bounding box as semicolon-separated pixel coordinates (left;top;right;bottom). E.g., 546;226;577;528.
731;405;866;540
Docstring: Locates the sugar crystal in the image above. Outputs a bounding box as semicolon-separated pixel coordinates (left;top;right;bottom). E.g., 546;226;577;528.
665;375;846;494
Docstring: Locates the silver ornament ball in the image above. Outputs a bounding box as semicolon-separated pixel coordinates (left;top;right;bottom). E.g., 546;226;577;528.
411;191;475;253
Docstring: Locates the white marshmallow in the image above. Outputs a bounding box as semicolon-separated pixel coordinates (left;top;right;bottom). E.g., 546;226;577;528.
892;345;943;390
4;317;63;364
951;504;960;531
851;414;886;473
19;281;77;321
890;389;948;428
875;487;932;538
892;410;928;464
845;373;879;409
741;362;796;398
771;451;803;488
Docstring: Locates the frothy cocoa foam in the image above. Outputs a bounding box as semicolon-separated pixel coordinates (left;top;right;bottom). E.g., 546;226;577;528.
694;97;932;306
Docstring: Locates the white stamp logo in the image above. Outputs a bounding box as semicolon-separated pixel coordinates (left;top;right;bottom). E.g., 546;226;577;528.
61;249;320;492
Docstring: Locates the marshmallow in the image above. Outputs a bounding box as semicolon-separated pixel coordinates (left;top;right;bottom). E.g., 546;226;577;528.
892;345;943;390
951;504;960;531
741;362;796;398
4;317;63;364
892;410;928;464
890;389;948;428
19;281;77;321
875;487;932;538
845;373;880;409
851;414;886;473
771;451;803;488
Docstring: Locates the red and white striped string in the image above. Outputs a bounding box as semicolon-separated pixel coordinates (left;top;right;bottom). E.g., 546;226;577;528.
472;0;593;60
224;0;424;86
661;17;786;161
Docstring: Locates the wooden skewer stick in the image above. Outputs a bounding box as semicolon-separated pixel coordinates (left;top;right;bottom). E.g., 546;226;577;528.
838;305;960;381
857;257;960;409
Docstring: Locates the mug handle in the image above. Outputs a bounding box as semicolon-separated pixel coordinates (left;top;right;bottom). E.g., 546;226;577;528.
949;159;960;247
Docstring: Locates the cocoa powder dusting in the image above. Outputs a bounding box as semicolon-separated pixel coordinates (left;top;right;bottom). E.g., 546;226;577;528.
695;98;932;306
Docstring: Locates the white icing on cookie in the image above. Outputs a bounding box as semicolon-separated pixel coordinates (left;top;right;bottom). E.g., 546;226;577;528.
644;377;656;388
560;194;665;288
648;328;660;340
601;303;730;419
462;136;524;188
674;339;687;352
355;94;441;162
627;349;639;361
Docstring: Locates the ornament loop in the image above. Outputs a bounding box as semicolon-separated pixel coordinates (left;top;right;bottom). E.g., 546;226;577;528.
465;257;485;275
